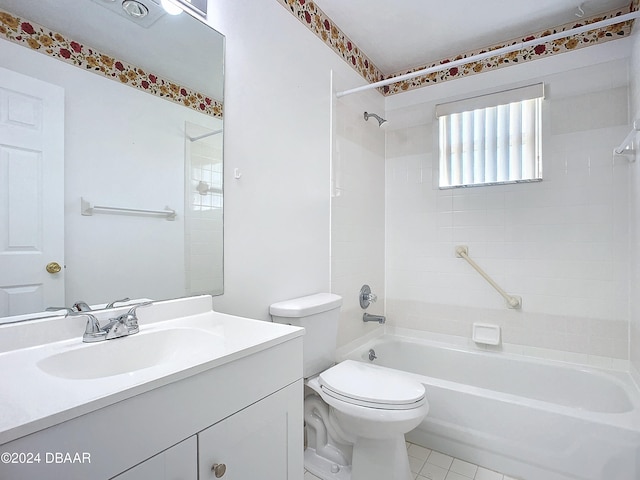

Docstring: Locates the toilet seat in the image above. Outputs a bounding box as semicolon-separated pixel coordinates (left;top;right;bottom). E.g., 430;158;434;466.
318;360;425;410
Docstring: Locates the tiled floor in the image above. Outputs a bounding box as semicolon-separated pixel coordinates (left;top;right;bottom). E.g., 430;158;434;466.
304;441;519;480
405;442;518;480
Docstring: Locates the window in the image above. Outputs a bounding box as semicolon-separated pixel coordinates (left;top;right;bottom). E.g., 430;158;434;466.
437;83;544;188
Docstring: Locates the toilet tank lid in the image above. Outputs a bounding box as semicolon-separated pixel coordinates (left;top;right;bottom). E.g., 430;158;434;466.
269;293;342;317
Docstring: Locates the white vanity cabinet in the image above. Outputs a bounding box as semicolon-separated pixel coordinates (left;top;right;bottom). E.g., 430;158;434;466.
112;437;197;480
198;382;300;480
112;381;302;480
0;327;304;480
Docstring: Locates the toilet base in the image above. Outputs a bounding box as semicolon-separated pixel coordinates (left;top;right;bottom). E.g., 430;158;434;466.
351;434;412;480
304;447;351;480
305;435;412;480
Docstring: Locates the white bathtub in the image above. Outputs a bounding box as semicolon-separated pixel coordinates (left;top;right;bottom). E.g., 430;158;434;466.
342;333;640;480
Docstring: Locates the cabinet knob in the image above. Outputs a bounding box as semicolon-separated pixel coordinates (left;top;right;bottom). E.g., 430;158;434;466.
212;463;227;478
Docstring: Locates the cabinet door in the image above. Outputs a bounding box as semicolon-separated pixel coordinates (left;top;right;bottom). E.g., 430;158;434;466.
198;381;303;480
112;436;197;480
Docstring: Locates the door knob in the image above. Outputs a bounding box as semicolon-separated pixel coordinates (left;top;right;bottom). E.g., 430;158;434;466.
46;262;62;274
212;463;226;478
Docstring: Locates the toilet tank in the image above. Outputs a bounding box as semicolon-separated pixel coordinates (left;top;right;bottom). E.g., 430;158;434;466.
270;293;342;378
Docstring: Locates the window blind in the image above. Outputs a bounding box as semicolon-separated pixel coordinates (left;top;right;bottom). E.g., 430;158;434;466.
437;84;543;188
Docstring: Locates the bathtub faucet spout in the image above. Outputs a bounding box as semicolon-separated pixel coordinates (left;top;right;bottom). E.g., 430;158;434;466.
363;313;385;324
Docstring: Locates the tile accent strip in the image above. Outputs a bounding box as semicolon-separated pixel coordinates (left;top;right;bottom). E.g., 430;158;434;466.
0;9;223;118
277;0;636;96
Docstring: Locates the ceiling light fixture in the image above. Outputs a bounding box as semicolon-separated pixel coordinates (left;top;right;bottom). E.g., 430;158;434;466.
161;0;184;15
121;0;149;18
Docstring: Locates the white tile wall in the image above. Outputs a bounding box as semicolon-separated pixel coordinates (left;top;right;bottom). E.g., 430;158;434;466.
331;74;386;347
385;59;632;360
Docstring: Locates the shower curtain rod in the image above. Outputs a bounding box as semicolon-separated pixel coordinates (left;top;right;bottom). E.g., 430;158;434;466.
336;10;640;98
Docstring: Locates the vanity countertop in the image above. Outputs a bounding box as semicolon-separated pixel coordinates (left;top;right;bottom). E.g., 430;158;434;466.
0;296;303;445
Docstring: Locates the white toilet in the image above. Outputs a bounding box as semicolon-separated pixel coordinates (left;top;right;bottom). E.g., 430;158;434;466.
270;293;428;480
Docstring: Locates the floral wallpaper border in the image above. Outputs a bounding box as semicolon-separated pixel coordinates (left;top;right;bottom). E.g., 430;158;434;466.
383;7;635;95
276;0;385;85
0;9;223;118
277;0;636;96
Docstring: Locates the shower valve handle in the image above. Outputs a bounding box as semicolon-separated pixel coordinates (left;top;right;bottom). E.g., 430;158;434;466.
359;284;377;309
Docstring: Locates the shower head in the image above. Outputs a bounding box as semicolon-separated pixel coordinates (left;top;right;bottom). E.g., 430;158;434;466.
364;111;387;127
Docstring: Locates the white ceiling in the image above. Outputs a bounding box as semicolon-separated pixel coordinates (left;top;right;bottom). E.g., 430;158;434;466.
313;0;630;74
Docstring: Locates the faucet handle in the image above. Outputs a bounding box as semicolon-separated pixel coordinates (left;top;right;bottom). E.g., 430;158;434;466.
118;302;152;334
127;301;152;316
65;312;105;342
72;301;92;312
106;297;131;309
83;314;101;334
66;311;100;330
104;317;130;340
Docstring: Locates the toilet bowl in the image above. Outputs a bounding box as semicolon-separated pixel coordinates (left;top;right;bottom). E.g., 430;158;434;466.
314;360;427;437
270;293;428;480
308;360;428;480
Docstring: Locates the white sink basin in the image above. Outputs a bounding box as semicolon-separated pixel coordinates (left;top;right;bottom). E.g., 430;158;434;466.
37;328;224;380
0;295;304;446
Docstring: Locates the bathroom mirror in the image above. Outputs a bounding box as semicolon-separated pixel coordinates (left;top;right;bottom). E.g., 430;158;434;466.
0;0;224;322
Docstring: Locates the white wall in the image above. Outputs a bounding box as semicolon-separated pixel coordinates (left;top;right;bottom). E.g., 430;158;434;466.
630;28;640;382
207;0;369;321
384;38;634;366
0;39;219;306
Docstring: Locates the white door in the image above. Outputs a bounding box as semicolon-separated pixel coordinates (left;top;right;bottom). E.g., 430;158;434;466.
0;66;64;318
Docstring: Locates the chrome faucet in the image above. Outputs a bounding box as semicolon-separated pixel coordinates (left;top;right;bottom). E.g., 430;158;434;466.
68;302;152;343
66;311;106;343
101;302;150;339
72;301;93;312
363;313;386;324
